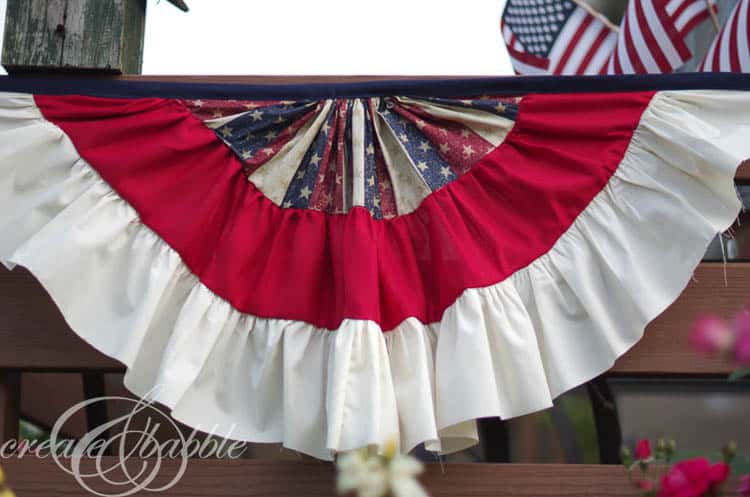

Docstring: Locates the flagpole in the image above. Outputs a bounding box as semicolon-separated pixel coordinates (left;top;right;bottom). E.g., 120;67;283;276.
570;0;620;32
706;0;721;32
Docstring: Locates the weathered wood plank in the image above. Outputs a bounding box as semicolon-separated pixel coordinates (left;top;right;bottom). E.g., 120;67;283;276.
1;0;66;70
3;0;146;74
0;459;639;497
0;263;746;373
62;0;145;73
120;0;146;74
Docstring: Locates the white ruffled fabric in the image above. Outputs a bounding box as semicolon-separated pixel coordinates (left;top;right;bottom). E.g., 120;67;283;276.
0;90;746;460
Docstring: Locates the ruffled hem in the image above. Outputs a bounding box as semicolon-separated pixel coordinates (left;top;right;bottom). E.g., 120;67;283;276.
0;90;746;460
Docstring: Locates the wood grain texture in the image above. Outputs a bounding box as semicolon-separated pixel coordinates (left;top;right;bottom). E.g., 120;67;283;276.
1;0;66;70
61;0;145;73
120;0;146;74
0;371;20;444
3;0;146;74
0;262;747;373
0;459;642;497
611;262;750;374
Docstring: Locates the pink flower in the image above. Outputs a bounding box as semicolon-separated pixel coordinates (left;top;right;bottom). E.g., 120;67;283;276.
635;439;652;460
708;462;731;486
657;458;730;497
637;479;655;491
734;312;750;365
690;316;734;356
738;475;750;497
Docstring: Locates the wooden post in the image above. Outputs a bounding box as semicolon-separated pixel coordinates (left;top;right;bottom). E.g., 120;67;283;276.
2;0;147;74
0;371;21;445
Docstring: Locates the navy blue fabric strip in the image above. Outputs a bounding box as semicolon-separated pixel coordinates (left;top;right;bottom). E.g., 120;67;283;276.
1;73;750;100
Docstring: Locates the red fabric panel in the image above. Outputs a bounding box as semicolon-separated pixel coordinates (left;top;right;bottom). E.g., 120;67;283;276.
35;91;655;331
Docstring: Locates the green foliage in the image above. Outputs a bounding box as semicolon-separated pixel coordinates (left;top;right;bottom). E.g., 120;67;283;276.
728;365;750;382
559;394;600;464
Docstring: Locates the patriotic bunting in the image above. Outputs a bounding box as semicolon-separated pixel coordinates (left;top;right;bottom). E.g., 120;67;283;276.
0;75;748;459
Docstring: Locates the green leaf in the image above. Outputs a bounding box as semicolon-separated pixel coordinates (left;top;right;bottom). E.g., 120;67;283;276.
728;365;750;382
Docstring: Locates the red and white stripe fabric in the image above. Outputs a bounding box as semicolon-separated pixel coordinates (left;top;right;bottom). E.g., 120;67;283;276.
545;9;618;74
700;0;750;71
0;87;748;460
667;0;719;36
606;0;716;74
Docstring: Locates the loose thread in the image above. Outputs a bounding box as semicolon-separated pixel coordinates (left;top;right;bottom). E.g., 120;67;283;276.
719;233;728;287
433;451;446;475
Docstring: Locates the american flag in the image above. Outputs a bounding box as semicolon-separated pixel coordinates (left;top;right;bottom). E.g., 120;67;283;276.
699;0;749;71
501;0;617;74
606;0;717;73
502;0;717;75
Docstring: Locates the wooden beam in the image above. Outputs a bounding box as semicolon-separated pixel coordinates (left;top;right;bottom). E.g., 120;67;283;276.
586;376;622;464
0;459;646;497
3;458;744;497
0;371;20;445
612;262;750;375
1;0;66;71
2;0;146;74
0;262;747;373
0;267;121;371
61;0;146;74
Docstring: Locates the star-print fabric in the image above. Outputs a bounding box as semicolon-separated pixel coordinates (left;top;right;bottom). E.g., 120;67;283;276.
183;95;518;218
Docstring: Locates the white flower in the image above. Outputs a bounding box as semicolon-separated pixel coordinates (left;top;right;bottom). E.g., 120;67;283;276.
390;455;423;479
336;450;388;497
359;459;389;497
336;446;429;497
389;455;428;497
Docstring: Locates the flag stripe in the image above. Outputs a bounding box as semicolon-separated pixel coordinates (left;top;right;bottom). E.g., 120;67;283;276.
549;9;589;73
634;0;671;72
719;7;736;70
555;15;596;74
679;10;711;37
673;0;708;31
729;4;742;72
739;0;750;71
502;0;711;76
578;27;613;74
622;14;647;72
646;0;691;66
700;0;750;72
